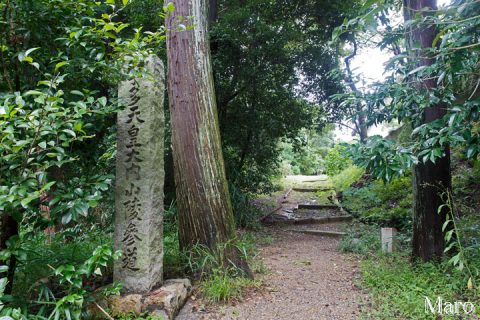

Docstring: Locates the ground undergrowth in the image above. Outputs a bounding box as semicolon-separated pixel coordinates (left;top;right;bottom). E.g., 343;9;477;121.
336;158;480;319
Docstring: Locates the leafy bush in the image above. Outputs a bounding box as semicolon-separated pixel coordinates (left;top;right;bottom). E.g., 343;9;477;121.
324;144;352;176
331;165;364;192
13;232;112;299
347;135;416;182
278;128;335;176
0;1;166;317
3;236;121;319
338;223;380;255
342;175;413;229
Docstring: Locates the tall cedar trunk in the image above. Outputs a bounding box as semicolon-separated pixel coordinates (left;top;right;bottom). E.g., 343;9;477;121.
166;0;251;275
404;0;452;261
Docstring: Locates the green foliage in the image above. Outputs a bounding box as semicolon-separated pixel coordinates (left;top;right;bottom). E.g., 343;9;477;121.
342;175;413;229
213;0;361;194
200;273;259;304
0;0;165;317
187;238;250;279
0;0;165;225
338;223;380;256
334;0;480;179
339;151;480;316
331;165;364;192
163;203;187;278
1;235;121;319
229;184;263;229
0;86;112;224
348;136;417;182
360;254;480;319
0;0;163;227
438;189;480;292
13;231;111;297
49;245;121;320
338;158;480;315
355;213;480;319
452;158;480;210
355;178;480;318
324;144;352;176
117;313;164;320
186;234;263;303
279;127;335;176
279;143;322;176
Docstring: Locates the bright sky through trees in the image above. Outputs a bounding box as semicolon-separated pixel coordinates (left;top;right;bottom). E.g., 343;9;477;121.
334;0;452;141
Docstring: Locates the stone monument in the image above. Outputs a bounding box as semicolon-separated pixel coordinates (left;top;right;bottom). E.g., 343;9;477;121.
114;55;165;293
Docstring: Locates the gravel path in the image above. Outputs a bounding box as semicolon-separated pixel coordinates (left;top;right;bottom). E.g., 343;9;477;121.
177;226;367;320
177;176;368;320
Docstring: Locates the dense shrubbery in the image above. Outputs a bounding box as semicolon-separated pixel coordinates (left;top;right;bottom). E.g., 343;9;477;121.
335;153;480;319
279;144;323;176
229;184;264;229
338;223;380;255
330;165;364;192
324;144;352;176
278;128;335;176
342;175;413;229
0;1;166;317
329;154;412;230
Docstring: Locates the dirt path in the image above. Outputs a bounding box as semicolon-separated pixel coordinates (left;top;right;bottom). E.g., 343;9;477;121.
177;176;368;320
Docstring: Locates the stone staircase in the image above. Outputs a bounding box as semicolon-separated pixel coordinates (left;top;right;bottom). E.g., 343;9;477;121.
262;177;352;237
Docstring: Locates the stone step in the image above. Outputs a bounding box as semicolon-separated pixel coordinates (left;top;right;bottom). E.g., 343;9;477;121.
264;215;352;225
293;215;352;224
288;229;346;238
292;187;334;193
297;204;338;210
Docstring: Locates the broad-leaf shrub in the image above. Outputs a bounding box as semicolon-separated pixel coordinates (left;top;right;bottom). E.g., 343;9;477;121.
342;176;413;229
324;144;352;176
333;0;480;180
0;0;166;317
331;165;364;192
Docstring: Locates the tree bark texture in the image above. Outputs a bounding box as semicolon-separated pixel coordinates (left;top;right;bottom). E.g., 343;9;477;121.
404;0;452;261
0;213;18;294
165;0;251;274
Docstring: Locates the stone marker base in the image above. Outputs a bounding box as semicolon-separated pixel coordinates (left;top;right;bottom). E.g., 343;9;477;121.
98;279;192;319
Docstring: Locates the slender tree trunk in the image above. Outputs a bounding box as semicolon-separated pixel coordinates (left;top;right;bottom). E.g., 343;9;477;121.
356;113;368;143
344;37;368;143
404;0;452;261
165;0;251;275
0;214;18;294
